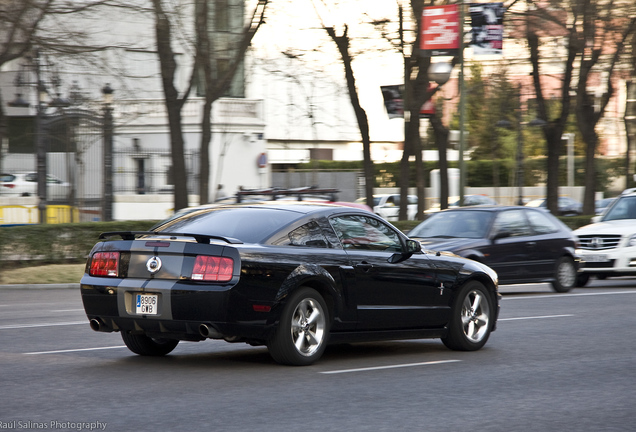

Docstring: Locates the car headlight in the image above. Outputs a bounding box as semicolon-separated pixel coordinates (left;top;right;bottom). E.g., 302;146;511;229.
628;234;636;247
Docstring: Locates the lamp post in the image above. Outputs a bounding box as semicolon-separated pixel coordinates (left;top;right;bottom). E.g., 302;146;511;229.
102;84;114;222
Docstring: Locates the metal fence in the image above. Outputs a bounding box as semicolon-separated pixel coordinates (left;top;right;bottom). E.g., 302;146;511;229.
1;105;200;222
112;147;200;195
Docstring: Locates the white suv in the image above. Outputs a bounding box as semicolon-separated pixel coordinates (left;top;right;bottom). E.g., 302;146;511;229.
574;189;636;286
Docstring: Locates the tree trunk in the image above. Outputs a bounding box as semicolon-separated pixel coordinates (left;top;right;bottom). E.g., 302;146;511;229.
527;11;575;215
152;0;189;211
324;26;374;210
430;113;449;210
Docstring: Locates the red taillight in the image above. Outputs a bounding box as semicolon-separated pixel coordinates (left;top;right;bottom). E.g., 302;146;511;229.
192;255;234;282
89;252;120;277
2;184;15;189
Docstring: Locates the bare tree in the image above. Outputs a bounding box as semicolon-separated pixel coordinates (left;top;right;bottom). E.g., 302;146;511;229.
0;0;110;169
574;3;635;213
373;0;443;220
150;0;194;211
195;0;268;204
308;0;374;210
516;0;635;215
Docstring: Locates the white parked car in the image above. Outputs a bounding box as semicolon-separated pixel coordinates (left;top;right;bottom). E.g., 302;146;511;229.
355;194;418;221
574;188;636;286
0;172;71;199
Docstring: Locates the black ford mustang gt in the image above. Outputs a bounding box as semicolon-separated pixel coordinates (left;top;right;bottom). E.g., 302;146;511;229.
80;203;500;365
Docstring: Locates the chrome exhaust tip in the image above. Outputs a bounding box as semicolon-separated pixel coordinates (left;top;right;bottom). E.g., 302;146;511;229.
199;323;222;339
89;318;111;332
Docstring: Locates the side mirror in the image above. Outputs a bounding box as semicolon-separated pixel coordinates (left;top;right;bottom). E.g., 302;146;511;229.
406;239;422;253
388;239;421;263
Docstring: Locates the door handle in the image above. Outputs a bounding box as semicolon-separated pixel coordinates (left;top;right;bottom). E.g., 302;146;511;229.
356;262;374;272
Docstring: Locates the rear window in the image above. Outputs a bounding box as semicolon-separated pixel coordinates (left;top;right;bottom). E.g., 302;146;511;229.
0;174;15;182
151;207;304;243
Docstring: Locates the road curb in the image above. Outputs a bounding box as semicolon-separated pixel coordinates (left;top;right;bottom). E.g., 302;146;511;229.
0;283;80;290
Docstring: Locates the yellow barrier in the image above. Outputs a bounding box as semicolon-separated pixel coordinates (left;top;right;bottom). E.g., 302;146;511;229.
0;205;79;225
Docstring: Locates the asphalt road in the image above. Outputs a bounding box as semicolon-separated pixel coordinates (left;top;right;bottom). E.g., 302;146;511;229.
1;279;635;432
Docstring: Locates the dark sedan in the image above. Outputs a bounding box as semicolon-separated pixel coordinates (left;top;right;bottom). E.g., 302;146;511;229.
525;197;583;216
409;206;579;292
80;202;500;365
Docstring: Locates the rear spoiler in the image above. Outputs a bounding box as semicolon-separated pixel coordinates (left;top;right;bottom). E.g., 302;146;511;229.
99;231;243;245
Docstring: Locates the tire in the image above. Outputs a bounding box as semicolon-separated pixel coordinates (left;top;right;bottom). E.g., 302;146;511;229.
576;273;590;287
551;256;576;293
267;287;330;366
442;281;493;351
121;332;179;356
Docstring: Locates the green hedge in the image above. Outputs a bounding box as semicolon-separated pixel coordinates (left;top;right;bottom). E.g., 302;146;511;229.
0;221;158;264
293;157;625;192
0;215;594;266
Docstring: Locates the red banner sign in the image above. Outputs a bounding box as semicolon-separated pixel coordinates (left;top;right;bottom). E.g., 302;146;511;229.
421;4;460;57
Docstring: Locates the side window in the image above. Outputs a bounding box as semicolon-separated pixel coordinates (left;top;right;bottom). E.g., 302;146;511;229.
492;210;531;237
330;215;402;251
287;221;329;248
526;210;558;235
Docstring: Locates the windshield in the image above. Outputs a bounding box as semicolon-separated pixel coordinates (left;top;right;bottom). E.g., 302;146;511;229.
151;206;304;243
409;210;494;239
602;196;636;221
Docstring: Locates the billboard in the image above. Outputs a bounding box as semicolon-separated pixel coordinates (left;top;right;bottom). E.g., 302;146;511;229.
470;3;505;55
381;85;435;119
420;4;460;57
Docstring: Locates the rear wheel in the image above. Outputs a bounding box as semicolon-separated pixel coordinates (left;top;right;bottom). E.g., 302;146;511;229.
268;287;329;366
121;332;179;356
551;256;576;293
442;281;493;351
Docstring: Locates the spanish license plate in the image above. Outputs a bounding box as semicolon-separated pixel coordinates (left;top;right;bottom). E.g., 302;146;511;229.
136;293;158;315
584;254;609;263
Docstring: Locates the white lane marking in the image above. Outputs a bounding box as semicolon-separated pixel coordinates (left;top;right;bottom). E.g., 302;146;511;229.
320;359;461;375
499;314;573;321
503;290;636;300
0;321;86;330
24;346;126;355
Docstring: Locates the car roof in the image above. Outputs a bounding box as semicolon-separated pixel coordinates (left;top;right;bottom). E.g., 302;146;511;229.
433;205;520;212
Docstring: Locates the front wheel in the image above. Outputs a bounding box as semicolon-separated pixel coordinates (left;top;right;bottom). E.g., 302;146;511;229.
267;287;329;366
121;332;179;356
551;256;577;293
442;281;493;351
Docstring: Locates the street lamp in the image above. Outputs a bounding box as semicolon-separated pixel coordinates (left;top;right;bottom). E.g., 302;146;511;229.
101;83;114;221
427;61;453;212
428;62;452;86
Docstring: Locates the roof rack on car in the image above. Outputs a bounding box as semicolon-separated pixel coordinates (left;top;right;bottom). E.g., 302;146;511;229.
99;231;243;244
235;186;339;203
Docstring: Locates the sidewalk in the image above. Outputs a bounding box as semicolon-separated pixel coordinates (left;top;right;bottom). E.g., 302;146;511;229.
0;283;80;290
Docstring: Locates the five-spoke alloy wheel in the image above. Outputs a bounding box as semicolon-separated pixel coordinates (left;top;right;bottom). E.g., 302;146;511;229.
442;281;493;351
268;287;329;366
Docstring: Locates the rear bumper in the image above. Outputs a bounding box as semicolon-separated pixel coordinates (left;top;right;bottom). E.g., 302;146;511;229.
80;275;276;342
